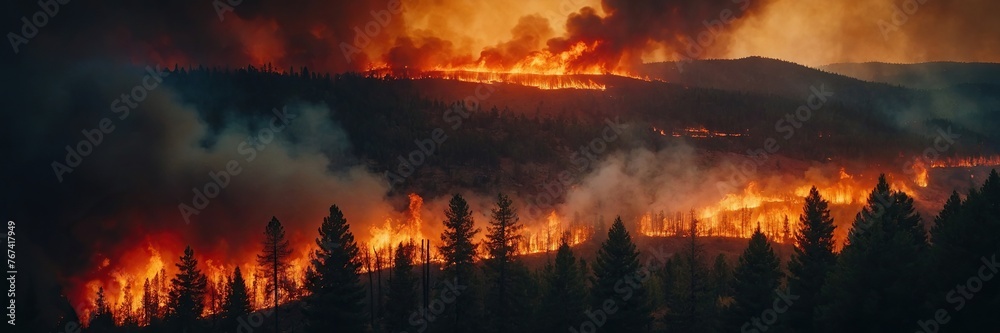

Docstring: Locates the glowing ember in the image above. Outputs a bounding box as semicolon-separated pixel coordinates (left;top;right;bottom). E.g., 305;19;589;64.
651;126;746;138
675;127;746;138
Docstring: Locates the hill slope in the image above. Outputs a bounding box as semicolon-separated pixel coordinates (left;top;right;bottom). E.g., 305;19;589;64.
822;62;1000;89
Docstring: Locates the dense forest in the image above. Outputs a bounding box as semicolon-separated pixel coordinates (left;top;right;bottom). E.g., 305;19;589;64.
36;169;999;333
5;1;1000;333
151;64;999;197
7;62;999;333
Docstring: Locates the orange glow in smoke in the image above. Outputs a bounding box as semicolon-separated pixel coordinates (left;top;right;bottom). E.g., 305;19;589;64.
437;41;622;76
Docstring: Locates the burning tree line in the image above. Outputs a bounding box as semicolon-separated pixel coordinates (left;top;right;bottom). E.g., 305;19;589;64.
639;208;794;243
65;170;1000;333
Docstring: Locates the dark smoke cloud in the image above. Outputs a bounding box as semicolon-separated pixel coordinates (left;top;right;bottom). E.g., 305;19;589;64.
385;36;465;69
394;0;767;72
494;0;763;71
3;0;997;74
2;0;403;72
1;56;397;314
478;15;555;68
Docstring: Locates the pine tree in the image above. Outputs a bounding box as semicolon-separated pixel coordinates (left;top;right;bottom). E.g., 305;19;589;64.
786;187;837;332
438;193;483;332
88;287;115;332
167;246;208;332
709;254;732;302
256;216;292;332
222;266;252;333
53;289;81;333
119;278;137;328
931;191;963;237
666;213;713;333
483;193;530;333
205;277;222;317
591;216;652;332
385;242;418;333
927;170;1000;331
154;269;167;319
725;228;784;332
782;216;792;244
659;256;678;311
303;205;367;333
539;236;588;333
818;175;928;332
141;278;156;326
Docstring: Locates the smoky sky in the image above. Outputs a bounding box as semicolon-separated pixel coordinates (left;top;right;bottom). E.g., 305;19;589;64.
4;0;997;74
2;0;398;72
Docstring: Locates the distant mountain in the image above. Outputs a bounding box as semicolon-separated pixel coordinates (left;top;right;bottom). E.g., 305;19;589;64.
637;56;910;106
636;57;999;147
821;62;1000;89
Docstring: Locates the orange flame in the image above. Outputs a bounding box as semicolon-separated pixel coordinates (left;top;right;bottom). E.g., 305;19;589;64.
519;211;590;254
370;41;658;90
368;193;426;252
912;160;929;187
637;169;887;243
651;126;745;138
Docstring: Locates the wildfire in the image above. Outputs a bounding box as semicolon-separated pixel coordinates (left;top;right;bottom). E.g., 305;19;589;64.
75;192;600;326
911;160;929;187
930;155;1000;168
368;41;659;90
79;243;171;325
640;202;791;242
650;126;746;138
437;41;624;76
793;168;869;205
676;127;745;138
696;181;798;241
368;193;426;251
519;211;591;254
420;71;608;90
78;194;431;324
74;161;953;327
637;168;892;243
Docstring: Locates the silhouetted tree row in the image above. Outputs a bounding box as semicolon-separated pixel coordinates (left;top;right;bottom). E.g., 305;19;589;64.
67;170;1000;333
